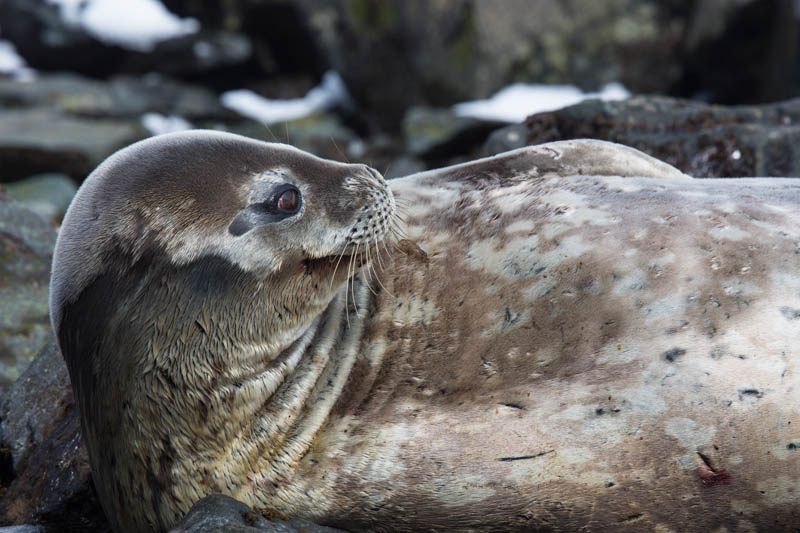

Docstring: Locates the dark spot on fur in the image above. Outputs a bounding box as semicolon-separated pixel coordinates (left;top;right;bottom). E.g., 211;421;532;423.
709;346;726;359
499;402;526;410
780;307;800;320
619;513;644;523
662;347;686;362
606;481;615;488
738;388;763;400
787;442;797;451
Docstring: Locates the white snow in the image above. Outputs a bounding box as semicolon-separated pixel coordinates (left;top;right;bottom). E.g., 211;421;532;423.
221;71;352;124
141;113;193;136
0;39;36;80
453;82;630;123
47;0;199;52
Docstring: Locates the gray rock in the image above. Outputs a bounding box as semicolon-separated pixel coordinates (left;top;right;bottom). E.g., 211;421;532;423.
0;341;109;531
385;155;425;179
4;173;77;224
524;95;800;177
292;0;781;130
483;123;528;156
402;106;501;161
0;526;46;533
0;192;56;388
0;108;146;181
170;494;344;533
0;0;127;77
147;30;253;78
0;73;232;121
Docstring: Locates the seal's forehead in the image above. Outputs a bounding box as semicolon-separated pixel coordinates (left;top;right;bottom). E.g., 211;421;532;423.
99;131;358;204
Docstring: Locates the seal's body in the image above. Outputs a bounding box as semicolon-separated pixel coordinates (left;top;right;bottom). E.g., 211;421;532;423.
51;132;800;532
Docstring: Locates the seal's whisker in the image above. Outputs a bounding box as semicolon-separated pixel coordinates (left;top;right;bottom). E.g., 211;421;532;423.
372;232;386;270
349;243;360;317
381;239;395;261
390;223;410;240
259;120;280;143
328;245;349;293
330;136;350;163
369;241;394;298
363;241;378;296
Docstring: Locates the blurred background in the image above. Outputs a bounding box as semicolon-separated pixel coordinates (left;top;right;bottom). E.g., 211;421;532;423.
3;0;800;387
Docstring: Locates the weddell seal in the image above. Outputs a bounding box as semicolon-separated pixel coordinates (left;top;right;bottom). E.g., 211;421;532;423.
50;130;800;532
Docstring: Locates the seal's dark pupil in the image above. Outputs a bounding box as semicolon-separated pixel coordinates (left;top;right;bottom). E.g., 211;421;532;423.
277;189;298;212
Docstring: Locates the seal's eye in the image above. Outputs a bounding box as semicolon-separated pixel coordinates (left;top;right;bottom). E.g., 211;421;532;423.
277;188;299;212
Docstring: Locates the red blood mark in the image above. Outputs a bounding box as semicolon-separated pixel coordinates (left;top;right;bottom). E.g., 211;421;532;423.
696;452;732;486
698;466;732;486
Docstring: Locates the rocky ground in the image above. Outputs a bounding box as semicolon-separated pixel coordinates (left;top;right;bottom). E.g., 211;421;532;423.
2;0;800;530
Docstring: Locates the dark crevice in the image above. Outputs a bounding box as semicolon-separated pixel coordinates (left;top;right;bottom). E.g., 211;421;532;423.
498;402;526;411
498;450;554;462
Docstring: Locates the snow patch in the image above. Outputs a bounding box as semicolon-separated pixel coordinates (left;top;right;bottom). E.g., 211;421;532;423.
47;0;199;52
453;82;630;123
221;71;352;124
141;113;193;136
0;39;36;80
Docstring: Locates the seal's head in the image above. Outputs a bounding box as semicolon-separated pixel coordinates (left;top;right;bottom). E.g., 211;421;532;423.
48;130;395;532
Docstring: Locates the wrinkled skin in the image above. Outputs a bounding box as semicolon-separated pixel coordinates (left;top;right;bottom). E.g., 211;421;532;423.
51;133;800;532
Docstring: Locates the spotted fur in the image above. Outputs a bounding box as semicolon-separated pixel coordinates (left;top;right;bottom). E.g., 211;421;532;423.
51;133;800;532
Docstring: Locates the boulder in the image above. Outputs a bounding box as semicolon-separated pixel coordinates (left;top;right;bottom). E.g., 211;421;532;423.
0;341;109;531
170;494;344;533
289;0;793;130
4;173;77;225
0;0;256;86
0;73;232;122
0;109;146;182
524;95;800;177
0;192;56;389
402;106;501;164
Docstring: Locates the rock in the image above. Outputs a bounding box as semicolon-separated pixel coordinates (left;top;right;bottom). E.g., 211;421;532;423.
0;0;129;78
0;526;46;533
384;155;425;179
0;73;232;121
0;108;146;181
292;0;770;130
0;0;259;86
4;173;77;224
671;0;796;104
402;106;501;163
483;123;528;156
161;0;327;79
524;95;800;177
106;75;233;121
0;192;56;389
145;31;254;82
170;494;345;533
0;341;109;532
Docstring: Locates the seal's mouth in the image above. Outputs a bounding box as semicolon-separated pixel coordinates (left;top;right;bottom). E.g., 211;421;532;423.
301;247;367;274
